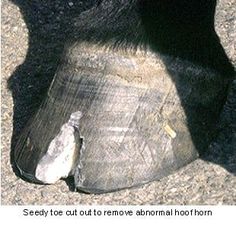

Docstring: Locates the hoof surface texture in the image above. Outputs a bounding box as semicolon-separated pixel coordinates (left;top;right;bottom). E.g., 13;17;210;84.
14;43;229;193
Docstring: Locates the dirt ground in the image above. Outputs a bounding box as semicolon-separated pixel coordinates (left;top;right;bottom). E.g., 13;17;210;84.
1;0;236;205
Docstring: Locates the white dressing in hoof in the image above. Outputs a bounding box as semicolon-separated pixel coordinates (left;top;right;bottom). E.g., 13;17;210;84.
35;111;82;184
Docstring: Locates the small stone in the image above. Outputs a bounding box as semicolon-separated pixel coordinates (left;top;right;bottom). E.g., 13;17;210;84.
68;2;74;7
13;26;18;32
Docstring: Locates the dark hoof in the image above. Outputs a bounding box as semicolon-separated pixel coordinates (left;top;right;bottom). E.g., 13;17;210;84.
14;42;232;193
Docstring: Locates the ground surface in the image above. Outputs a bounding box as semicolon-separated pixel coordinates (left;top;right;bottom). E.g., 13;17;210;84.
1;0;236;205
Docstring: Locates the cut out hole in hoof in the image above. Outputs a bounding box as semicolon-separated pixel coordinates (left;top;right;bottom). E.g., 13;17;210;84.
35;111;83;184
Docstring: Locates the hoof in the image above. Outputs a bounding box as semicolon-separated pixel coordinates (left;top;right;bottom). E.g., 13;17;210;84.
14;42;228;193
